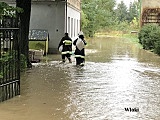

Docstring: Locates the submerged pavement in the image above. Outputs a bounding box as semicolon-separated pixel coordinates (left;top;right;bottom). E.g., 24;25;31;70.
0;36;160;120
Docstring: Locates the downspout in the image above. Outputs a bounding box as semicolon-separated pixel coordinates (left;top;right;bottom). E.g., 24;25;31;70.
139;0;142;27
65;0;67;32
80;0;82;31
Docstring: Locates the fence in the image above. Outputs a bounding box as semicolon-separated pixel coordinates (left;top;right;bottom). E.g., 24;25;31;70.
0;17;20;102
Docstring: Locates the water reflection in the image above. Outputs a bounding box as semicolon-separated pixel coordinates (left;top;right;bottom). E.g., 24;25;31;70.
0;36;160;120
67;37;160;120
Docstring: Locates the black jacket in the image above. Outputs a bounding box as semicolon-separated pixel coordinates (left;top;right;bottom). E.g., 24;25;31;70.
73;37;87;56
58;36;72;52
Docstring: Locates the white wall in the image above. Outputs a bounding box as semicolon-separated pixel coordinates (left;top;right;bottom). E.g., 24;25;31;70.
30;2;65;53
141;0;160;10
8;1;81;54
67;7;81;40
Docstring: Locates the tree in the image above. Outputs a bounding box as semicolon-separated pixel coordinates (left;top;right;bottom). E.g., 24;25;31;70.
81;0;116;37
16;0;32;68
0;2;21;19
128;1;139;23
115;1;128;22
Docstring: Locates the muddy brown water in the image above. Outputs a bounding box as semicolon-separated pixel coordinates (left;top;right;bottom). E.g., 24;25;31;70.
0;36;160;120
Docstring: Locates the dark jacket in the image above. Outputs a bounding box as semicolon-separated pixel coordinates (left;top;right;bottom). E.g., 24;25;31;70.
73;35;87;57
58;35;72;53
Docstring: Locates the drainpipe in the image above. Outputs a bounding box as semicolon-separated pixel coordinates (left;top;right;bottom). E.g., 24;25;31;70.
139;0;142;27
80;0;82;31
65;0;67;32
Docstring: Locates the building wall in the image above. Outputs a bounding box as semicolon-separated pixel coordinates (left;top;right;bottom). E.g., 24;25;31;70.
67;6;81;40
28;1;81;53
141;0;160;10
68;0;81;10
4;0;81;53
30;2;66;53
141;0;160;26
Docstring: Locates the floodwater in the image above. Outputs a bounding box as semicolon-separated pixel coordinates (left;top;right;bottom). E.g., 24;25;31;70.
0;36;160;120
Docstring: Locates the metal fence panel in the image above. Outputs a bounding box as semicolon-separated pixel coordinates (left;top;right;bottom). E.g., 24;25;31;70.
0;17;20;102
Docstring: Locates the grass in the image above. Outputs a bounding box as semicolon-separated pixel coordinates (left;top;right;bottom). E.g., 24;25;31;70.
95;31;143;49
29;41;45;50
122;33;143;49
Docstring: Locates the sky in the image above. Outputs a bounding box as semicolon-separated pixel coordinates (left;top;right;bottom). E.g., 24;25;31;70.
116;0;138;8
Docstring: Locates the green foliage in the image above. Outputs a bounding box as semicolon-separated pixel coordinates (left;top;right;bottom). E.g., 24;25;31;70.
130;17;139;29
81;0;116;37
0;73;3;79
115;1;128;22
0;51;27;78
127;1;139;23
154;41;160;55
0;2;22;19
0;52;14;79
81;10;89;29
20;54;27;71
35;43;45;50
29;41;45;50
112;21;130;32
81;0;140;37
115;1;140;23
138;24;160;54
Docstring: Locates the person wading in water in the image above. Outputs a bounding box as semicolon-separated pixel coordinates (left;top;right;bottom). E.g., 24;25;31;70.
73;32;87;66
58;33;72;63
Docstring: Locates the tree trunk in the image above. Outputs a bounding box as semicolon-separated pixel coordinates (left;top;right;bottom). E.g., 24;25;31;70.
16;0;32;68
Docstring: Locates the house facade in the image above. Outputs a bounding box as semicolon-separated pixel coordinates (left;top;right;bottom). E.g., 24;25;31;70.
4;0;81;53
141;0;160;26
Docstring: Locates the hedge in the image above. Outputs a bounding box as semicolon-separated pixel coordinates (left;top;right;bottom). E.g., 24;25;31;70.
138;24;160;55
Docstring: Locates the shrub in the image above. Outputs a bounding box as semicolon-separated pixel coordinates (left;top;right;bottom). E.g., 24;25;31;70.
0;51;27;78
29;41;45;50
20;54;27;71
35;42;45;50
138;24;160;51
154;41;160;55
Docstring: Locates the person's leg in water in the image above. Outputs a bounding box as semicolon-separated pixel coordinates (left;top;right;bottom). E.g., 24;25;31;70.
76;57;81;65
80;58;85;66
66;53;72;63
62;54;65;62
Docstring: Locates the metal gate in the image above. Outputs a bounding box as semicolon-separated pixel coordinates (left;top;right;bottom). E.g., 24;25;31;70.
0;17;20;102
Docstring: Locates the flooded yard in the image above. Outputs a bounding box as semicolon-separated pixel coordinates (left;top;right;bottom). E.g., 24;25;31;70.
0;36;160;120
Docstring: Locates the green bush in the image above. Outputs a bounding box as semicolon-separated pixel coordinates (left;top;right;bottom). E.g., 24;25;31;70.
20;54;27;71
0;51;27;79
29;41;45;50
154;41;160;55
138;24;160;51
